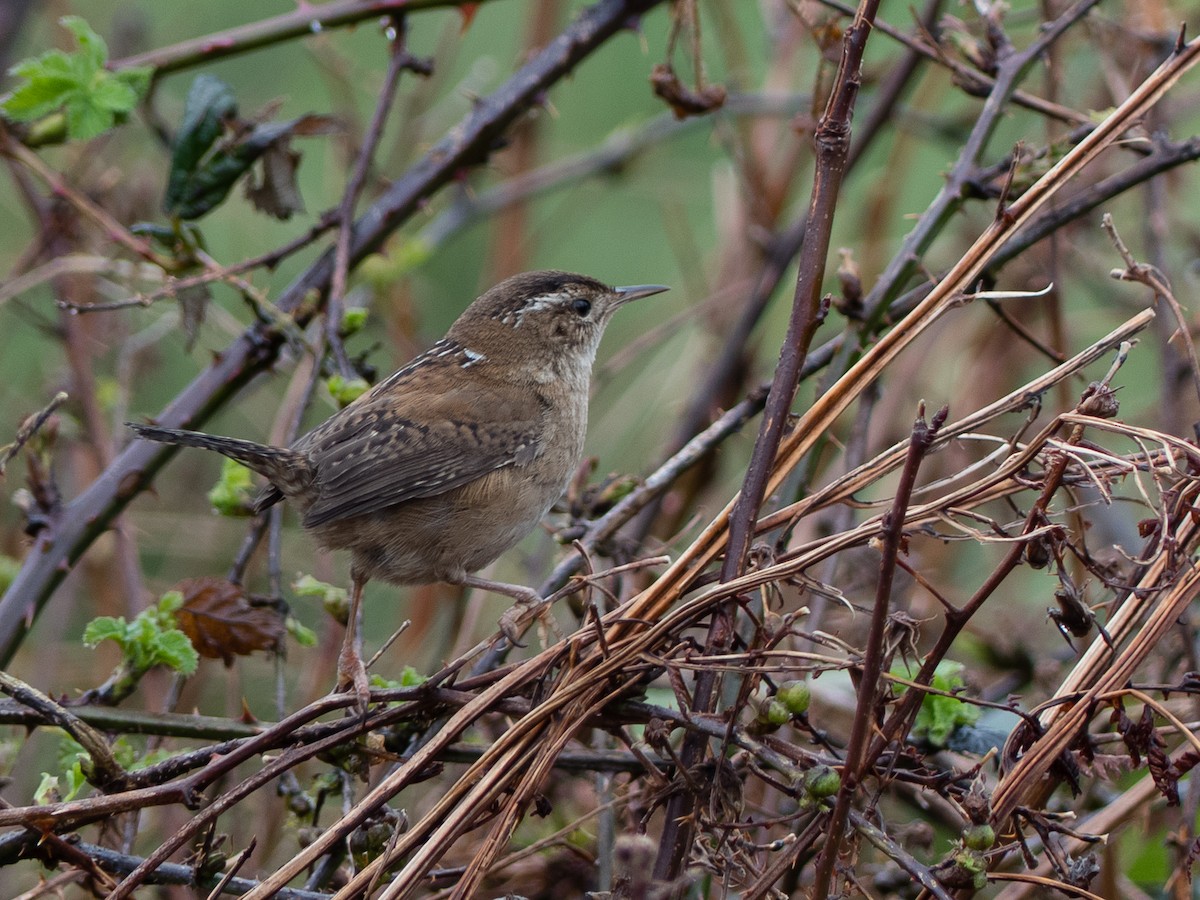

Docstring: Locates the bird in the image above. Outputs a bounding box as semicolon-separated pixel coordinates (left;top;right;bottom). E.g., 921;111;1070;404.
129;270;668;702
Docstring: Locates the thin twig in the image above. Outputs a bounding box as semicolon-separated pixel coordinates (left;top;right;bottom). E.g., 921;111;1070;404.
327;19;427;378
0;392;67;477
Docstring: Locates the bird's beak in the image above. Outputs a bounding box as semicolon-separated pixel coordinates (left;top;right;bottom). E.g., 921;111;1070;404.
613;283;670;304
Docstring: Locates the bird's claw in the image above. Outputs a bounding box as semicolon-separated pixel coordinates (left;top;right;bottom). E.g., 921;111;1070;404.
497;603;528;648
497;594;564;647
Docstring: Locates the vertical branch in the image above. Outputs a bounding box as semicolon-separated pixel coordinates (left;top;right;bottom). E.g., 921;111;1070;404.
327;18;428;378
808;404;946;899
653;0;883;881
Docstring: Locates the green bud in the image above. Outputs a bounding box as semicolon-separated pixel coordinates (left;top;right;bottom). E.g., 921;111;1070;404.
776;680;811;715
963;823;995;851
340;308;368;336
802;765;841;799
326;375;370;408
765;699;791;726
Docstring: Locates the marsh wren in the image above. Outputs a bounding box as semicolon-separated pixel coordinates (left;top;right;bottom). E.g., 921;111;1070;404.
130;270;667;699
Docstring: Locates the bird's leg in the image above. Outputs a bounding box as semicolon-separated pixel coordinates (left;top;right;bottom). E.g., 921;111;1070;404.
457;574;559;645
337;574;371;710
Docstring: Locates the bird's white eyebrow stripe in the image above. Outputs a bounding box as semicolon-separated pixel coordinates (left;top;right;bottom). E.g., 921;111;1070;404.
499;291;573;325
522;291;571;313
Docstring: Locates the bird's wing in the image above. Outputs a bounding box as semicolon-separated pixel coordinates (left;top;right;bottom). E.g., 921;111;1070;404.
296;379;544;528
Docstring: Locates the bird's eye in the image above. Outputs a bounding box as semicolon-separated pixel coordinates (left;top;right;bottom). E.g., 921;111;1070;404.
572;297;592;317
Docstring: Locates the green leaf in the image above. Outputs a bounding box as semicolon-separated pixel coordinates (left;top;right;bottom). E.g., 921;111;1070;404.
893;660;980;749
399;665;427;686
83;616;128;649
1;17;149;141
83;595;197;678
286;616;318;647
292;574;349;623
11;52;74;84
59;16;107;72
164;75;238;215
4;59;77;121
115;67;153;100
292;575;347;604
153;630;199;675
340;308;368;336
163;81;332;220
64;94;112;140
91;76;137;113
369;666;427;690
207;458;256;516
156;589;185;616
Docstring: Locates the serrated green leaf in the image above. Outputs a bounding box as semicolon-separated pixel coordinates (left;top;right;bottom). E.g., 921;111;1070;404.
399;665;427;686
153;630;199;675
83;616;128;649
64;94;112;140
116;67;153;99
59;17;107;73
91;76;136;113
11;52;75;82
1;17;146;141
157;590;184;615
894;659;980;749
165;96;326;220
3;73;77;121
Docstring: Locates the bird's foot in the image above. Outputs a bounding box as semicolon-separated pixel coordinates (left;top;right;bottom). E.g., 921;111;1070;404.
497;593;563;647
337;641;372;714
458;574;563;648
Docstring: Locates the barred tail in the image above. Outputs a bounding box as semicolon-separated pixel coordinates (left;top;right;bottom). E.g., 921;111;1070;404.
127;423;307;484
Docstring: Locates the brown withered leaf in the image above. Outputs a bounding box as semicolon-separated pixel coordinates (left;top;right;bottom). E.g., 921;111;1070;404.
650;63;726;119
1112;702;1143;766
1170;747;1200;779
177;282;211;352
1148;738;1180;806
243;114;339;220
244;143;305;219
174;577;285;666
1186;837;1200;884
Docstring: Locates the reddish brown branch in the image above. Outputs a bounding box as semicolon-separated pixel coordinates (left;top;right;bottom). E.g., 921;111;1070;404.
653;0;884;881
809;403;947;898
